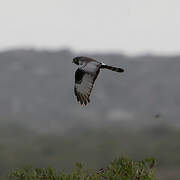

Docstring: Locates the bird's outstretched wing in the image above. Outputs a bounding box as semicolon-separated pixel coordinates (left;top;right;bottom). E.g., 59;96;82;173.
74;68;100;105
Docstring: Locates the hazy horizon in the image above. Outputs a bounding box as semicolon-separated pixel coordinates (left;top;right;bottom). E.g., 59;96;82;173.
0;0;180;55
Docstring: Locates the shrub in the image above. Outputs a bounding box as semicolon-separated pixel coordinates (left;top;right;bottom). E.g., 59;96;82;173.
9;157;156;180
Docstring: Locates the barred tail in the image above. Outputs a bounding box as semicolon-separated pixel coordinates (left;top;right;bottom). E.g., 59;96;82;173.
101;64;124;73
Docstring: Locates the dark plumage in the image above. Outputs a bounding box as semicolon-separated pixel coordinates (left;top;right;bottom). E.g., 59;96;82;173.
75;68;86;84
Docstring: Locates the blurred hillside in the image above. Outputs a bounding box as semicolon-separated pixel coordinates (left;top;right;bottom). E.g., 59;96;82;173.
0;49;180;180
0;49;180;132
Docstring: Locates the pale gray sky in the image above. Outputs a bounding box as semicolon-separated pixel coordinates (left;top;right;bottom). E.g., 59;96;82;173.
0;0;180;55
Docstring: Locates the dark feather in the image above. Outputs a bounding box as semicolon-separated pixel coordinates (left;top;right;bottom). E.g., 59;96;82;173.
101;65;124;73
75;68;86;84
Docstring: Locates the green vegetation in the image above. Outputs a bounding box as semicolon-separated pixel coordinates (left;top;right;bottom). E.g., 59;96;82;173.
1;121;180;180
9;157;156;180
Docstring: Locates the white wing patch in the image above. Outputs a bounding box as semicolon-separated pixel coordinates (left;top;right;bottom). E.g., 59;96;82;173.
74;73;95;105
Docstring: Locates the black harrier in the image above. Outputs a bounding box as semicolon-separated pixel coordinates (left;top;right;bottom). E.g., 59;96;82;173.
72;56;124;105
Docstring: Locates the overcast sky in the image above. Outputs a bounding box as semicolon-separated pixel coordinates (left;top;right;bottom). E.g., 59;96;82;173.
0;0;180;55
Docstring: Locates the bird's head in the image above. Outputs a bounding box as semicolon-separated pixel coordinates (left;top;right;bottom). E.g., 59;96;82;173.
72;57;82;65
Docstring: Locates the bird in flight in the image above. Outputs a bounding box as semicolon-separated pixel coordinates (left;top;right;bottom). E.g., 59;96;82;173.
72;56;124;105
